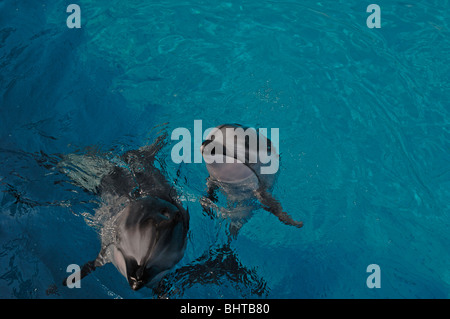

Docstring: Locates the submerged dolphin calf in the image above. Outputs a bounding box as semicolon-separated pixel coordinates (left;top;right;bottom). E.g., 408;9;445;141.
200;124;302;237
61;135;189;290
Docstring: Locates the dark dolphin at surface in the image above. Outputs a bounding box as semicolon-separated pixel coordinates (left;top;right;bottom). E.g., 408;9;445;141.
60;134;189;291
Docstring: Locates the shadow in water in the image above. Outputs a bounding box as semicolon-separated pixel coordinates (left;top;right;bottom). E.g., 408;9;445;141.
155;243;269;298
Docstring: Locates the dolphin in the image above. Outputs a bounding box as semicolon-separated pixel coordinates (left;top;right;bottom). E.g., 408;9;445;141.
153;124;297;297
200;124;302;237
61;134;189;290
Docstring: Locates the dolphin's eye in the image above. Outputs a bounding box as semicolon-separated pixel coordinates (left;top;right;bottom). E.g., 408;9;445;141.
159;207;170;219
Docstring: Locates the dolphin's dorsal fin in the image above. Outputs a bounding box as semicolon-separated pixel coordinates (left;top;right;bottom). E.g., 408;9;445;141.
62;259;99;287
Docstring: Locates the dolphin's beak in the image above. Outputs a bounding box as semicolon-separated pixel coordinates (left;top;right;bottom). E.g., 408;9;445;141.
129;278;144;291
128;265;146;290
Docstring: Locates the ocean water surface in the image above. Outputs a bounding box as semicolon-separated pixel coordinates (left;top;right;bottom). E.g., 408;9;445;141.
0;0;449;298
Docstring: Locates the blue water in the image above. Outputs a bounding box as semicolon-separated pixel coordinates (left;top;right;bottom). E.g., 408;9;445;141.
1;0;449;299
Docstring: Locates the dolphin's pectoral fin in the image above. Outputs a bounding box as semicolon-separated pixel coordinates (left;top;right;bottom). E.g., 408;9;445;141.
200;179;220;219
228;219;244;240
62;248;109;287
200;196;219;219
255;188;303;228
80;259;98;278
62;259;97;287
206;180;219;203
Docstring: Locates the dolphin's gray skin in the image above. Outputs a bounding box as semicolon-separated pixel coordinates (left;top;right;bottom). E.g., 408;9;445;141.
61;135;189;290
200;124;302;237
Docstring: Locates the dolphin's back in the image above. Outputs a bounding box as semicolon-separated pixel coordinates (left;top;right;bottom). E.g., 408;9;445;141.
59;135;176;203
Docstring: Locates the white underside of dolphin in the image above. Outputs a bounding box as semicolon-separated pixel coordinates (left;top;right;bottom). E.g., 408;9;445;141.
200;124;303;236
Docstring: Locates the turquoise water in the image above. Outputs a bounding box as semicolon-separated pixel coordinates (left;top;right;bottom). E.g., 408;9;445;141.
1;0;449;298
